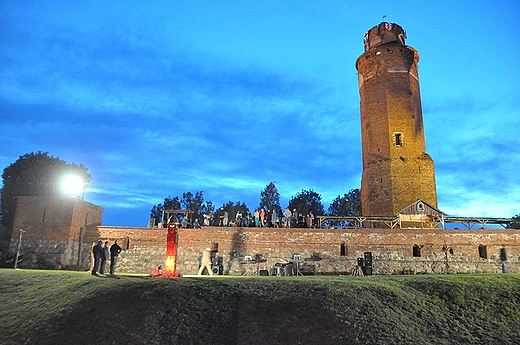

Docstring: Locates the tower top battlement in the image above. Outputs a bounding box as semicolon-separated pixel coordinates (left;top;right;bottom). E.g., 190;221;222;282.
363;22;407;51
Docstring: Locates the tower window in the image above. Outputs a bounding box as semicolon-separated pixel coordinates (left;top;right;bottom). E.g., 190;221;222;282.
394;133;403;146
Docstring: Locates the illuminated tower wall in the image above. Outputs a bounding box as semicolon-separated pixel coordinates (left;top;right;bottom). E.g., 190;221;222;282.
355;22;437;216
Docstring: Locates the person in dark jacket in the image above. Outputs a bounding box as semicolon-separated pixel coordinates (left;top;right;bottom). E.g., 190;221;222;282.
109;240;122;275
100;241;110;274
91;240;103;275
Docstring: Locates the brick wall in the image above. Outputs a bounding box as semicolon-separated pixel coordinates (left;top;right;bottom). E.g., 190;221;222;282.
9;196;103;269
91;226;520;275
13;196;103;241
8;197;519;275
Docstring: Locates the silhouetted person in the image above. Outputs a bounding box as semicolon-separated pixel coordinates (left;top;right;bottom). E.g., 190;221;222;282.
100;241;109;274
91;240;103;275
218;208;225;226
292;209;298;227
109;240;122;275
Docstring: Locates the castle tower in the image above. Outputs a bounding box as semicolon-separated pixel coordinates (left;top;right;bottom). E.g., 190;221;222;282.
355;22;437;217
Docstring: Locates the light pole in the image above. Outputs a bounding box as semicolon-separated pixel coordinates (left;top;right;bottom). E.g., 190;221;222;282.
14;229;25;270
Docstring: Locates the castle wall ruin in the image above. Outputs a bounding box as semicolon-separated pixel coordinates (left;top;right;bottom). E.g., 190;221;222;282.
70;225;520;275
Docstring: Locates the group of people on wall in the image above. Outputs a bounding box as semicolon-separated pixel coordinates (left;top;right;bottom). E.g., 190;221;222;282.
91;239;122;276
197;207;316;228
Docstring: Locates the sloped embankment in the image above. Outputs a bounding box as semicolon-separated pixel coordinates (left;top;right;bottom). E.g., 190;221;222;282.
0;270;519;345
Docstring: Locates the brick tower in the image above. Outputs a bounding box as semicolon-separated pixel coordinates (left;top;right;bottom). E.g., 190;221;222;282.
355;22;437;217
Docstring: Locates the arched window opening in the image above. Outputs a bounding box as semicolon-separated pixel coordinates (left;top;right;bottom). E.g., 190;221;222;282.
413;244;421;257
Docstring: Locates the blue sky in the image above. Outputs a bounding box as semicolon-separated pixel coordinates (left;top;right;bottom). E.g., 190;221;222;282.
1;1;519;226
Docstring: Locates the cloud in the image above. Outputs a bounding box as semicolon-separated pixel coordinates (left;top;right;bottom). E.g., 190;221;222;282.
2;1;518;227
1;23;356;224
423;95;520;218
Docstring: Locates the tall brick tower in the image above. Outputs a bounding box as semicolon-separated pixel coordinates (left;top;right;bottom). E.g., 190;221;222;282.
355;22;437;217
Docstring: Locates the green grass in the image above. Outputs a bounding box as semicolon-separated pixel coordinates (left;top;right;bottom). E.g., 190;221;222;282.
1;270;519;345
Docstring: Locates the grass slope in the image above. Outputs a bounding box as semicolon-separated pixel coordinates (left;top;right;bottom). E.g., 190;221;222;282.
0;270;519;345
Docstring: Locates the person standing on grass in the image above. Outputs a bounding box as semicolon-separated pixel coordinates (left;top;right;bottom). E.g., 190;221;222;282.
91;240;103;275
100;241;109;274
197;247;214;276
109;240;122;275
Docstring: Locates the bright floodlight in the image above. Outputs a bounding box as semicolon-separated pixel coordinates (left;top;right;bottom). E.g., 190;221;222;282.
60;174;85;197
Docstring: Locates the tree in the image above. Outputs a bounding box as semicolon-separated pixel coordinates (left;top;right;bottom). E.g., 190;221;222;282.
288;189;325;217
150;192;215;226
149;196;181;225
1;152;91;240
328;189;362;217
259;181;280;212
181;191;205;221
